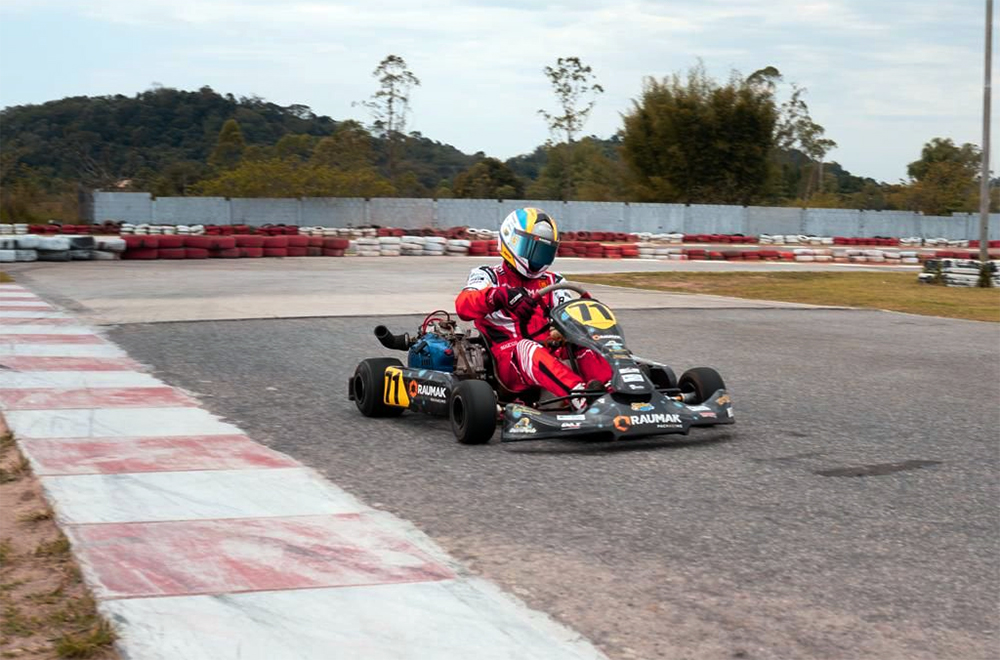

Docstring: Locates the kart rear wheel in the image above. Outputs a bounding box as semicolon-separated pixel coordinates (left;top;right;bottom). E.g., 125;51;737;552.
353;357;405;418
450;380;497;445
679;367;726;404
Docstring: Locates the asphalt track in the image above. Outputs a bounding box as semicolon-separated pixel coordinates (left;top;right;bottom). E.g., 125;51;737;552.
107;306;1000;660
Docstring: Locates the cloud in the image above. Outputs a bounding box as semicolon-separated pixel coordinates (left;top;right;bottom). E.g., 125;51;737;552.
0;0;988;181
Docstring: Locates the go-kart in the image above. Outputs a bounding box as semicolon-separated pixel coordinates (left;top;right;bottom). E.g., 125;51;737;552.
348;282;734;444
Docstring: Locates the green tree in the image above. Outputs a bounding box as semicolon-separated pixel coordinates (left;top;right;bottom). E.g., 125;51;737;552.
453;158;525;199
538;57;604;144
900;138;980;215
360;55;421;181
193;158;396;198
907;138;980;181
775;85;837;200
208;119;246;170
621;65;778;204
311;121;377;171
527;138;624;201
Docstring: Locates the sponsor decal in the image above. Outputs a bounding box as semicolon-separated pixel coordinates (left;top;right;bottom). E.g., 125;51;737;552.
561;422;582;430
715;394;731;406
727;407;734;418
509;417;537;434
622;373;644;383
557;414;585;421
619;367;641;375
688;405;712;412
615;413;683;432
698;411;717;419
627;383;644;390
592;334;623;341
512;404;540;416
631;402;654;412
412;382;447;400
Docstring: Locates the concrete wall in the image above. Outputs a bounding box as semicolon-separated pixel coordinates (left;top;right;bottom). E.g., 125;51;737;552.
89;191;1000;239
94;192;153;224
153;197;229;225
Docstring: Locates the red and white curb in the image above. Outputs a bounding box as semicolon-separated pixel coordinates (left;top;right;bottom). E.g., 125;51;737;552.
0;283;607;660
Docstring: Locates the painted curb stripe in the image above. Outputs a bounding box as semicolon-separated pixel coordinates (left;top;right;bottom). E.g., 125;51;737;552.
0;357;141;371
0;334;105;344
0;311;71;319
0;294;41;300
0;386;196;410
20;435;299;475
40;468;368;524
0;344;129;357
0;305;57;312
0;372;164;389
0;326;106;335
4;406;242;438
0;317;84;326
97;580;608;660
66;514;454;599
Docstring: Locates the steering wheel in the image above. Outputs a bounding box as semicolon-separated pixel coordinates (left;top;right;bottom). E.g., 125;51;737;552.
524;281;590;340
535;281;591;299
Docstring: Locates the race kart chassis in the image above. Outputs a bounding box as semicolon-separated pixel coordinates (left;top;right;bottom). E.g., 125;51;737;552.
349;282;734;444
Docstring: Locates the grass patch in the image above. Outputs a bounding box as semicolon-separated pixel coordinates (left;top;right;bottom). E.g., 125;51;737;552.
0;455;30;484
0;433;118;659
574;271;1000;322
19;509;53;523
55;618;116;658
34;534;71;558
0;272;13;284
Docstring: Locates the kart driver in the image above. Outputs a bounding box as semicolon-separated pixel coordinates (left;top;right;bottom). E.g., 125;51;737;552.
455;208;612;409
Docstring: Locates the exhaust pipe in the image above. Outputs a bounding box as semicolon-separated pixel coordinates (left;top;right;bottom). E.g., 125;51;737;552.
374;325;411;351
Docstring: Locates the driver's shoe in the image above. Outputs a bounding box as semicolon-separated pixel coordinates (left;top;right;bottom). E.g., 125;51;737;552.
570;380;606;412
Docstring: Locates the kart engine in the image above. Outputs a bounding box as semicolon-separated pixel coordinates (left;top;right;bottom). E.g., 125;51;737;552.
374;311;488;379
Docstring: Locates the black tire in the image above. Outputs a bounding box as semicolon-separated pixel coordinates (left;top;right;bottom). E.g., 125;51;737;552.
450;380;497;445
679;367;726;404
352;357;405;418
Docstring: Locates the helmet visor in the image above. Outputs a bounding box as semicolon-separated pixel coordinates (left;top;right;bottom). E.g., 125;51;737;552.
514;228;558;273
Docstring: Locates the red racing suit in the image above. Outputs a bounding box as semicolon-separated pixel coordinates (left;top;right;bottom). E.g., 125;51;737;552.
455;263;612;399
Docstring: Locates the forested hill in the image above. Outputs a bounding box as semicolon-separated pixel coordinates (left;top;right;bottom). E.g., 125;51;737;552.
3;84;982;223
0;86;478;191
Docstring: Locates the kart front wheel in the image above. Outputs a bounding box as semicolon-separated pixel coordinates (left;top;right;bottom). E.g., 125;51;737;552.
679;367;726;405
450;380;497;445
352;358;405;418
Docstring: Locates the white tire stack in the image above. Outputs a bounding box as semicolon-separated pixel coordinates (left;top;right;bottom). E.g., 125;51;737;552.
400;236;425;256
900;250;919;265
793;248;814;262
864;249;885;263
656;246;680;259
636;242;655;259
0;225;12;236
423;236;446;256
379;236;402;257
446;239;470;256
356;236;381;257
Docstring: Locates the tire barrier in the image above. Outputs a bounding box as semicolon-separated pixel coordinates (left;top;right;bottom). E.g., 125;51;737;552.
7;221;999;266
918;258;1000;287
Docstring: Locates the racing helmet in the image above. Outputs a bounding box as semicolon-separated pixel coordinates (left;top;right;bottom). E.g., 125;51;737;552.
498;208;560;278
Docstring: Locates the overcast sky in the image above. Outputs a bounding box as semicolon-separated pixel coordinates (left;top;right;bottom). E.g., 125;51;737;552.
0;0;992;182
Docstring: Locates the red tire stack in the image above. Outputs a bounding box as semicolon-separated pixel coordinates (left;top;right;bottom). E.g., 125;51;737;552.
235;234;265;257
323;237;349;257
468;240;491;257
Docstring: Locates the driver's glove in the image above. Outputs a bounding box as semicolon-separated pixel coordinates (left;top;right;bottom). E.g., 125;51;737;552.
488;286;536;321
